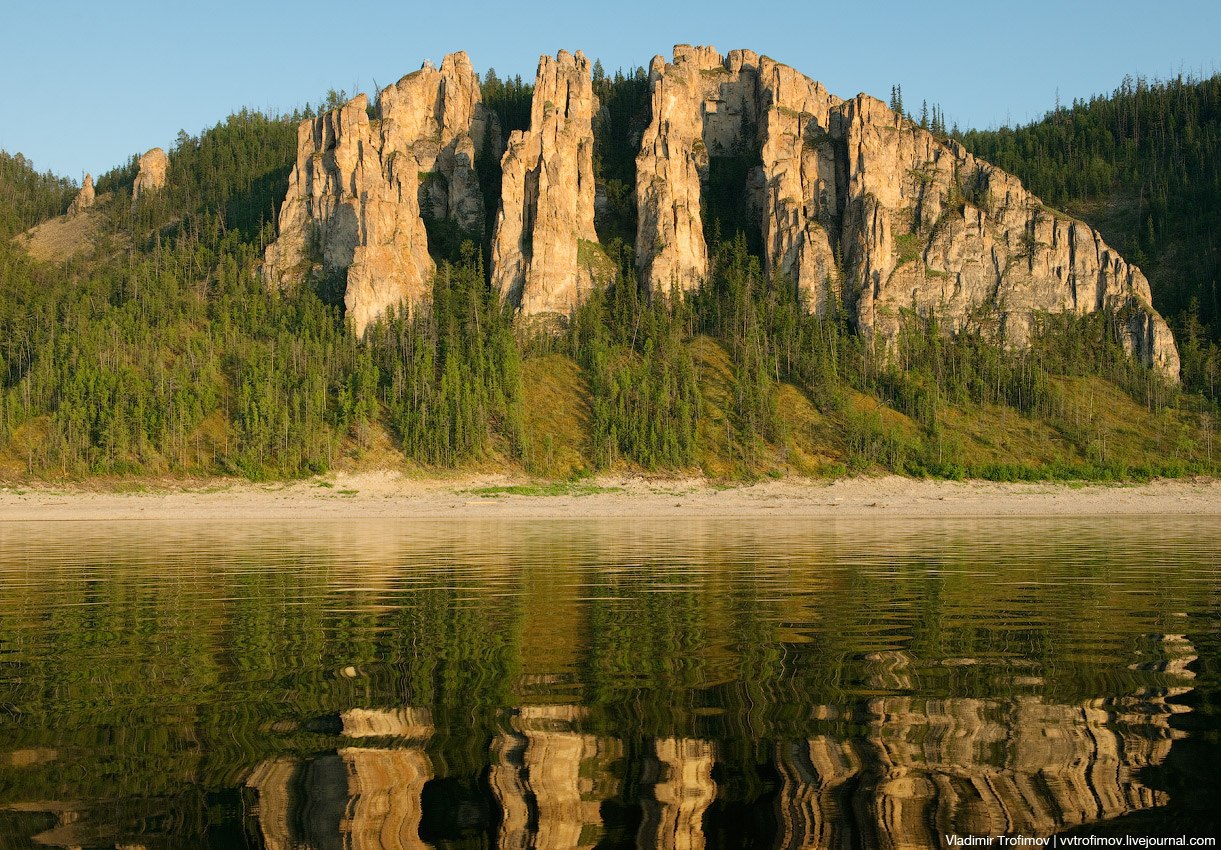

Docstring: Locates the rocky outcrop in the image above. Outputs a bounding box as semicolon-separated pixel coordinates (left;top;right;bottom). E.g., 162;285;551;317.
262;52;500;335
491;50;601;317
635;46;764;296
255;44;1179;376
833;94;1179;378
755;58;843;314
132;148;168;200
631;45;1178;378
67;174;95;217
380;53;501;234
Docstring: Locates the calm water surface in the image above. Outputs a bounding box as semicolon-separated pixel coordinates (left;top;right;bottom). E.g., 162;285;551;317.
0;518;1217;848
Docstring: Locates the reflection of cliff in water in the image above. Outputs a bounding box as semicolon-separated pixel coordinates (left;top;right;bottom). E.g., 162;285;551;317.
234;637;1191;849
490;704;622;849
245;708;433;850
767;639;1194;849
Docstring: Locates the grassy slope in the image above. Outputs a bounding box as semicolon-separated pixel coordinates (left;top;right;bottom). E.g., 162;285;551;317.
501;343;1216;483
520;355;591;478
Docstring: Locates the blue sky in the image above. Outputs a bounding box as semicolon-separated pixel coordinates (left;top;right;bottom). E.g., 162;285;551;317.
3;0;1218;182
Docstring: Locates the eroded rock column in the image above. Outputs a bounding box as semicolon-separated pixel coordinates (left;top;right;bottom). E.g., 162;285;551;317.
634;46;761;296
67;174;95;217
491;50;600;317
132;148;168;200
262;52;499;335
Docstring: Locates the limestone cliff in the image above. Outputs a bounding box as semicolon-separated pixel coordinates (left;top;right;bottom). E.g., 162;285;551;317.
132;148;168;200
635;46;764;295
755;57;843;314
262;52;500;335
834;93;1179;378
631;45;1178;378
67;174;94;217
256;44;1179;377
490;50;600;317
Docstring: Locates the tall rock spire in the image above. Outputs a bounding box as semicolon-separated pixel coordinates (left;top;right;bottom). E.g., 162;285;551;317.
490;50;600;317
630;45;1178;378
67;174;95;217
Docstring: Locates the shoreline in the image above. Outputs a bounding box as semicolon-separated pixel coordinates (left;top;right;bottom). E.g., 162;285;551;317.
0;473;1217;522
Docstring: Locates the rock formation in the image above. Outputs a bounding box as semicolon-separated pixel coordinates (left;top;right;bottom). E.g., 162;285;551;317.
256;44;1179;376
834;93;1179;377
262;52;500;335
635;45;766;295
755;57;842;315
490;50;601;317
67;174;95;217
132;148;168;200
632;45;1178;378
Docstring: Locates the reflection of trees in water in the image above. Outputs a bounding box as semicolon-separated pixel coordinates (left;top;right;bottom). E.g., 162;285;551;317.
1;523;1213;847
230;636;1191;849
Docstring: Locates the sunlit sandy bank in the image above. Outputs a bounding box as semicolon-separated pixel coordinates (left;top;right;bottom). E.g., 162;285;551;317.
0;473;1217;521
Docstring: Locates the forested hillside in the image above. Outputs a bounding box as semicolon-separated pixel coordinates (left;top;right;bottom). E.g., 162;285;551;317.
0;151;75;240
958;74;1220;398
0;73;1216;482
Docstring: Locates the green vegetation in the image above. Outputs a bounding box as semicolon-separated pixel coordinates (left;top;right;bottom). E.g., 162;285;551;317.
480;68;533;134
0;150;75;240
468;481;621;497
591;62;650;244
367;247;525;467
0;74;1215;484
894;232;923;265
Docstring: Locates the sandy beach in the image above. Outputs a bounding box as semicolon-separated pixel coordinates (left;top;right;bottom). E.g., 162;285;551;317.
0;473;1216;521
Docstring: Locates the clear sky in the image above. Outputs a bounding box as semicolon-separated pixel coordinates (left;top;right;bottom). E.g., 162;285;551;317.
3;0;1218;183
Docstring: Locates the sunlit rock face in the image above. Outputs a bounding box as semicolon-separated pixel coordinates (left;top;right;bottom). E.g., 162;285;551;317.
631;45;1178;378
261;52;500;336
490;51;601;318
634;45;765;296
67;174;94;217
132;148;168;200
833;94;1178;378
254;43;1179;375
